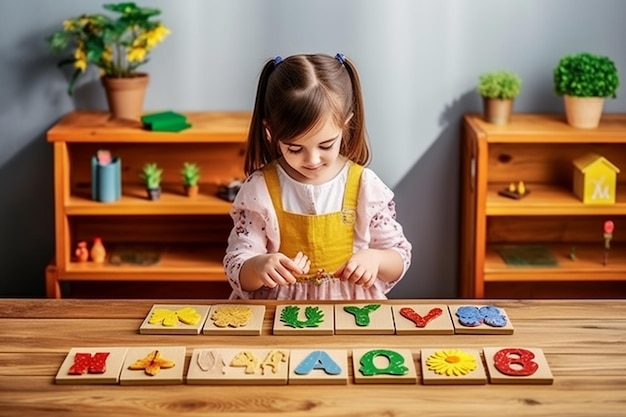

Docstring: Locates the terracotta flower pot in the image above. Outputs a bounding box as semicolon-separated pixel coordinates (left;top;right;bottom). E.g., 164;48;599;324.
102;73;149;121
184;184;199;198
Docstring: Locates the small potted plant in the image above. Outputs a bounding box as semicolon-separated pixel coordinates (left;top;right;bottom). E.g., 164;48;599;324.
140;162;163;200
181;162;200;197
553;52;620;129
477;70;522;125
46;3;170;120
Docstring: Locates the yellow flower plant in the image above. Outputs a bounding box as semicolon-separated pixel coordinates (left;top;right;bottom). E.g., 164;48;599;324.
47;2;170;95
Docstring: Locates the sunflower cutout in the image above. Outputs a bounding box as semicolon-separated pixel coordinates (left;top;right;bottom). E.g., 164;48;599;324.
426;349;477;376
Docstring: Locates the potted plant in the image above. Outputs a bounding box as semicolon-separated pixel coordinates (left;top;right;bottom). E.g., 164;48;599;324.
477;70;522;125
140;162;163;200
181;162;200;197
553;52;620;129
46;2;170;120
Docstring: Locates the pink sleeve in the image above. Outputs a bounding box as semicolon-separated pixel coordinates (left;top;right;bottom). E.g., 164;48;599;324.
223;172;279;299
356;169;412;293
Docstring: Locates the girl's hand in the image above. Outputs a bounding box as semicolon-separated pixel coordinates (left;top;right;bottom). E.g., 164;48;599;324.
333;249;380;289
248;252;310;288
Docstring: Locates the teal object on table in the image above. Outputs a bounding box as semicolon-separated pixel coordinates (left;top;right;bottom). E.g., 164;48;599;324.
141;111;191;132
91;156;121;203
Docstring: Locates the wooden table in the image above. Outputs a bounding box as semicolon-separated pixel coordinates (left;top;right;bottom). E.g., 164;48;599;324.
1;299;625;417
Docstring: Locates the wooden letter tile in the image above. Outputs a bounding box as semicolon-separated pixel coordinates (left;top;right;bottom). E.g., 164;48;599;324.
288;349;349;385
449;304;515;335
273;304;334;335
139;304;210;335
352;348;417;384
334;303;395;335
483;347;554;384
55;347;128;385
391;304;454;335
420;348;487;385
186;348;289;385
202;304;265;336
119;346;186;385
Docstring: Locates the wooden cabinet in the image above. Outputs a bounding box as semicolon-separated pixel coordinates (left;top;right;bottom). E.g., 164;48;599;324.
460;113;626;299
45;111;250;298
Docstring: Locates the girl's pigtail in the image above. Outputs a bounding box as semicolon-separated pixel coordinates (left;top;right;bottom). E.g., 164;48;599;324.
341;56;371;166
245;59;278;175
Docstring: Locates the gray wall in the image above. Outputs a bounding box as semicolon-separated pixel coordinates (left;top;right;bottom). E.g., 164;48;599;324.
1;0;625;298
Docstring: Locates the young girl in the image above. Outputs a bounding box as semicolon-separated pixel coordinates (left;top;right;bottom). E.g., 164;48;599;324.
224;53;412;300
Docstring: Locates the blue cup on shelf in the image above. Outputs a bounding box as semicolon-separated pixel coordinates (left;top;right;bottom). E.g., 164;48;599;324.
91;156;121;202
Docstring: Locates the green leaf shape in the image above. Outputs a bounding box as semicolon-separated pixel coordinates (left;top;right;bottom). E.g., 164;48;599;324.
280;305;324;328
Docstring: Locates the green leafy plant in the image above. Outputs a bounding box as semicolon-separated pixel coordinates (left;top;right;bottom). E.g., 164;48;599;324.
477;70;522;100
46;2;170;95
140;162;162;189
180;162;200;186
553;52;619;98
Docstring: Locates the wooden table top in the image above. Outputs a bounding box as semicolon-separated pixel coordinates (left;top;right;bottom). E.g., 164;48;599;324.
1;298;625;417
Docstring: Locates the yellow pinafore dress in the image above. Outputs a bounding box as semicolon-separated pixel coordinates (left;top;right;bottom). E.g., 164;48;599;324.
262;162;364;276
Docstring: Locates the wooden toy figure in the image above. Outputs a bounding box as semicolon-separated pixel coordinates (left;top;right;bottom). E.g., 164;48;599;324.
75;241;89;262
90;237;107;263
603;221;614;266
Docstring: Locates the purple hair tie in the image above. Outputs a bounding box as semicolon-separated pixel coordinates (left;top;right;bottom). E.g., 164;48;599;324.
335;53;346;65
273;56;283;66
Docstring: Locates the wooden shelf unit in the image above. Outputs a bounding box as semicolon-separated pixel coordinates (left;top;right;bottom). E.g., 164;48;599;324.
46;111;250;298
460;113;626;299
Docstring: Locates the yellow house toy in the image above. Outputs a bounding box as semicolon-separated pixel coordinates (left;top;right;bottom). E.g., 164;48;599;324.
572;153;620;204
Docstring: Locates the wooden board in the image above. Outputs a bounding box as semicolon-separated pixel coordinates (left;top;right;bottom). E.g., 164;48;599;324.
420;348;487;385
334;303;395;335
391;304;455;335
55;347;128;385
352;348;417;384
186;348;289;385
273;304;334;335
483;347;554;384
288;349;349;385
449;305;515;335
203;304;265;336
119;346;186;385
139;304;210;335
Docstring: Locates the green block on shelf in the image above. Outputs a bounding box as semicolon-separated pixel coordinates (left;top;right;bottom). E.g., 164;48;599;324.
150;122;192;132
141;111;186;125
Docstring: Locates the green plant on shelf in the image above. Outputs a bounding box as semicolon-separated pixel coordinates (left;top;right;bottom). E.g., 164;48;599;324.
180;162;200;186
477;70;522;100
140;162;162;189
553;52;620;98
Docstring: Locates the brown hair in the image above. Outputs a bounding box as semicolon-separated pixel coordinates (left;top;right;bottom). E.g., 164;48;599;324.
244;53;370;176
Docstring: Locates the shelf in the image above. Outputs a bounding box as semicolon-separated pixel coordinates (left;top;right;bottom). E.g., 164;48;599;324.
467;113;626;144
66;183;234;215
47;111;251;143
58;244;227;281
484;243;626;282
486;183;626;216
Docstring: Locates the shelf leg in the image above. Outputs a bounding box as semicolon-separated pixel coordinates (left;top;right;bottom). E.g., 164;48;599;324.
45;264;61;299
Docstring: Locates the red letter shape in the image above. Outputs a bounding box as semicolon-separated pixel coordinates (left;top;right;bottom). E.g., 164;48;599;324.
493;348;538;376
399;307;442;328
68;352;110;375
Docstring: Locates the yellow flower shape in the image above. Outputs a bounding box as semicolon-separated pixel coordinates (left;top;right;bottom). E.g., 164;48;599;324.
148;307;201;326
73;47;87;72
426;349;477;376
128;350;175;376
127;46;147;63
